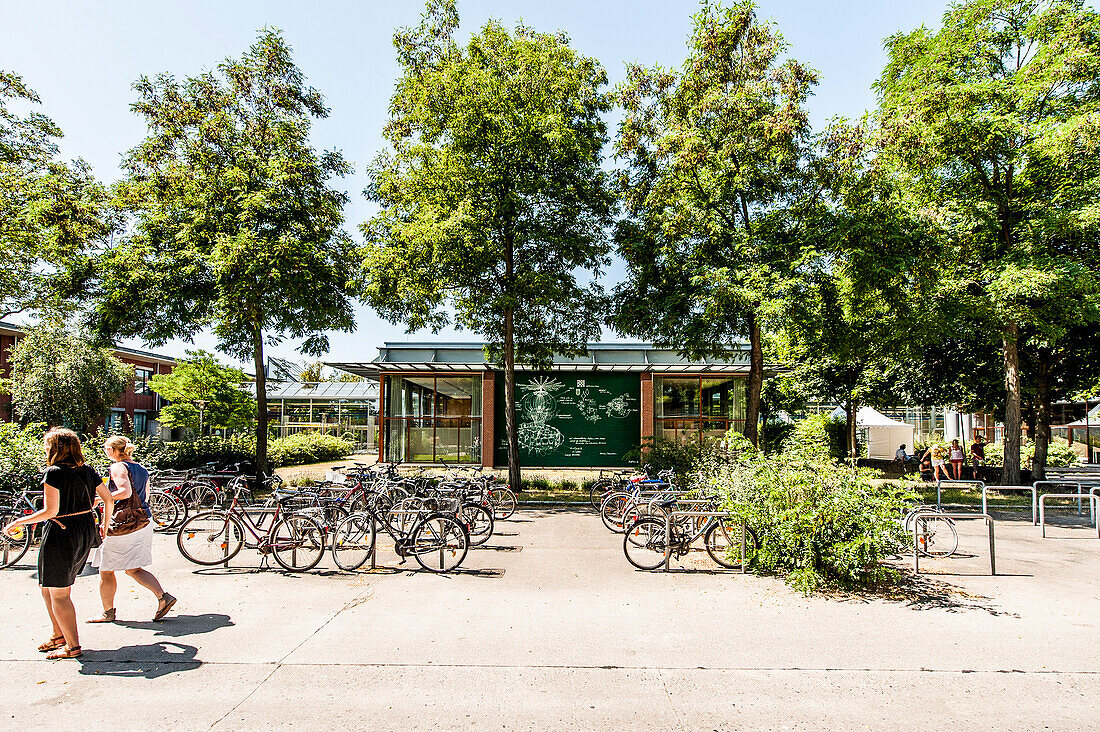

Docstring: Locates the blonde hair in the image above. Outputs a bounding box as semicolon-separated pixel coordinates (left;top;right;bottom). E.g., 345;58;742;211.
104;435;137;459
44;427;86;467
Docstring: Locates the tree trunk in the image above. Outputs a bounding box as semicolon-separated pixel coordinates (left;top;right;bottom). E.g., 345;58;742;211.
503;305;521;493
253;329;269;485
744;312;763;446
1002;322;1022;485
1032;354;1052;482
846;396;860;462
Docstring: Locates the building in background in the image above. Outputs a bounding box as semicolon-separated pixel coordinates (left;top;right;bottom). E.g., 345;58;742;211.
0;321;176;437
265;379;379;452
329;342;773;468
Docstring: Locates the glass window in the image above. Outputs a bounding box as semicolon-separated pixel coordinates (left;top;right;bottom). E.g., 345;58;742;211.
134;367;154;395
655;377;700;418
133;411;148;435
382;375;483;463
701;377;745;421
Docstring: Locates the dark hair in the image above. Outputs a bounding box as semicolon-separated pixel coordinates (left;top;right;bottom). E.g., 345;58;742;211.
44;427;86;467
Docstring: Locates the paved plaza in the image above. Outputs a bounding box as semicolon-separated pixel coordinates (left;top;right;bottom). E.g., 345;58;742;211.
2;507;1099;730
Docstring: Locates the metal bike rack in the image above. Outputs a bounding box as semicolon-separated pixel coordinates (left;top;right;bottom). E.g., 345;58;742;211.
662;510;745;573
934;480;984;511
1034;481;1095;522
982;485;1038;525
913;513;996;576
1039;493;1100;539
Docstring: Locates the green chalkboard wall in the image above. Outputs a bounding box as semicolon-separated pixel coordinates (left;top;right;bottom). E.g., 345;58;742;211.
494;372;641;467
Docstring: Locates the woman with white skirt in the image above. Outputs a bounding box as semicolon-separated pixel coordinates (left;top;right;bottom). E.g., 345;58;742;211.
87;436;176;623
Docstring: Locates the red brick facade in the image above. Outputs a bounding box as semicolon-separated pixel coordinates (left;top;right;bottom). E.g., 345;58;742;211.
481;371;495;468
0;323;174;434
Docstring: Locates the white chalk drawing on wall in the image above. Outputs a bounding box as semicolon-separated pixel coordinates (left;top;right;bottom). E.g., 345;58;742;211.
517;376;565;454
604;394;631;419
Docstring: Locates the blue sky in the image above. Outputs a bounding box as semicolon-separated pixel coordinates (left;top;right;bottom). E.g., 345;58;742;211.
2;0;951;367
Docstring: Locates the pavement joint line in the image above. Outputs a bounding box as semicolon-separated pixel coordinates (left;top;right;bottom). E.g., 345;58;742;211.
206;584;376;730
656;667;689;732
3;659;1095;675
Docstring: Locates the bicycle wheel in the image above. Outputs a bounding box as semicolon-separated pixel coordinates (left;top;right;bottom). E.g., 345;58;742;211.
622;516;670;571
589;480;612;509
147;491;181;531
184;480;221;510
461;503;494;546
177;511;244;566
600;493;631;533
331;513;376;571
0;512;32;569
412;514;469;573
704;519;758;569
270;514;326;571
488;487;517;520
914;514;958;557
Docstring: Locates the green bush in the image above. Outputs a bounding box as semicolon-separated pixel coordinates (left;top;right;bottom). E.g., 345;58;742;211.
780;415;854;461
983;436;1077;469
696;443;915;594
626;435;712;483
267;432;352;468
0;422;47;491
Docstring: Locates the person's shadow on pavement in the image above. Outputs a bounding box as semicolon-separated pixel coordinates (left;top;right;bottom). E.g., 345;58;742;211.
114;612;234;638
77;641;201;679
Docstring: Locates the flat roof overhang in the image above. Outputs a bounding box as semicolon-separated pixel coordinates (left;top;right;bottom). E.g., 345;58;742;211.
326;361;785;379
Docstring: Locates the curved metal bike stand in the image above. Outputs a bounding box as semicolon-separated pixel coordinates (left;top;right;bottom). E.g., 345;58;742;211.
912;512;996;576
662;509;745;573
934;479;985;511
982;485;1038;524
1038;493;1100;539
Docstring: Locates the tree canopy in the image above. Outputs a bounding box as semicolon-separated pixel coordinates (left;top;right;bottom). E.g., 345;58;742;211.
875;0;1100;481
148;350;254;434
88;29;357;478
2;322;131;432
361;0;613;488
0;71;111;320
611;0;818;446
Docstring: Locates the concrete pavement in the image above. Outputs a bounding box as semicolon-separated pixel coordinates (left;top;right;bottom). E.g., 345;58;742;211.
2;506;1098;730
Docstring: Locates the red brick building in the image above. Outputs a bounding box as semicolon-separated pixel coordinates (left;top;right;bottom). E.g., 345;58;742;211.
0;321;176;436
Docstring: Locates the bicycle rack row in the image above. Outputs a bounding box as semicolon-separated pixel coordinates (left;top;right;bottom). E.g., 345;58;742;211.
662;507;745;573
935;480;1100;530
913;512;996;576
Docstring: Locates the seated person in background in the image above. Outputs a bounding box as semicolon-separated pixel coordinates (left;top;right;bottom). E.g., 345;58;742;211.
918;450;935;482
895;444;911;462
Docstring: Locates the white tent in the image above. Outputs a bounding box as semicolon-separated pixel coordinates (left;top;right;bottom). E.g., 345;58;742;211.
829;406;916;460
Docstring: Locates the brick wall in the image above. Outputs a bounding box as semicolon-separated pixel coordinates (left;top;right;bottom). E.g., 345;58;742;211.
481;370;495;468
0;333;14;419
640;372;653;443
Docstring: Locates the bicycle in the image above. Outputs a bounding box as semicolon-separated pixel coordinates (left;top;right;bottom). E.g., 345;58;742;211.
176;486;327;571
330;495;470;574
1;478;44;569
622;501;759;571
902;505;959;557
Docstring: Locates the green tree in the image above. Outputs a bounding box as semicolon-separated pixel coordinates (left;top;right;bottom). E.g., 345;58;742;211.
1;71;111;319
612;1;818;446
3;322;131;432
361;1;613;490
874;0;1100;483
784;122;933;458
148;350;254;434
89;30;356;479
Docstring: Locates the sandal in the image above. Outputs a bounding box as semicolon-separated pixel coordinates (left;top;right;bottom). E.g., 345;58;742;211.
86;608;116;623
37;635;65;653
153;593;176;621
45;645;82;660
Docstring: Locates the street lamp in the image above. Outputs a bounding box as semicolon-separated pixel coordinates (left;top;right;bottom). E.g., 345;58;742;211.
194;399;208;437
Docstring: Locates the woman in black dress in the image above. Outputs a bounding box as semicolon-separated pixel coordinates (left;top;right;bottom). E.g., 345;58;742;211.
2;428;113;659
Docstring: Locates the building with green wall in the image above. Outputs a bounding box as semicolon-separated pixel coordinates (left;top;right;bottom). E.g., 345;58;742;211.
329;342;765;468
